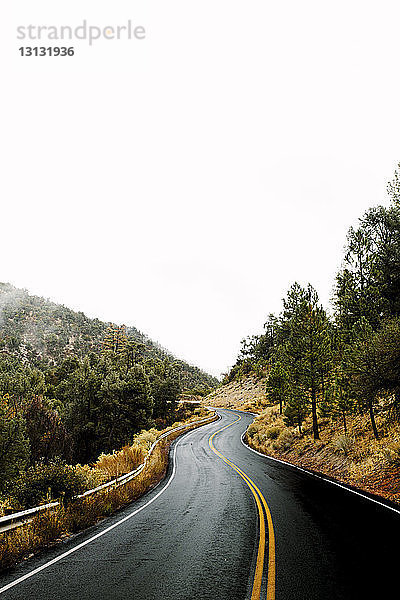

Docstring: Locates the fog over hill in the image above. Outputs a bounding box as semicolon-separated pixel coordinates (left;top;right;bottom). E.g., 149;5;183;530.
0;282;218;391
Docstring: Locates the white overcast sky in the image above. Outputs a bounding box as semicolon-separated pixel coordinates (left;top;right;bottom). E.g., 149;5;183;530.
1;1;400;377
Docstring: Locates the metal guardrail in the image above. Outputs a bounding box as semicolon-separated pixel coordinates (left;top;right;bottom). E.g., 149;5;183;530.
0;413;217;534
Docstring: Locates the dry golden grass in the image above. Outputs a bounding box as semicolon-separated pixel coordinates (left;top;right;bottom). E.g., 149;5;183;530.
74;464;107;489
84;407;212;482
245;404;400;505
0;412;217;572
95;445;146;478
132;429;158;450
204;375;267;411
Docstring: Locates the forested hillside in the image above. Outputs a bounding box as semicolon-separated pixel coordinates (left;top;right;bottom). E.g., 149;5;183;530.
0;283;217;392
225;163;400;442
0;286;218;500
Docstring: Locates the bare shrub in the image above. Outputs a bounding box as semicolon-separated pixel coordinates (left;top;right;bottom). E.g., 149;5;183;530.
265;426;281;440
95;445;146;478
273;429;294;451
0;524;35;569
246;423;259;438
269;409;280;422
132;429;158;450
333;434;355;456
12;459;87;508
383;441;400;466
74;464;106;489
33;508;66;544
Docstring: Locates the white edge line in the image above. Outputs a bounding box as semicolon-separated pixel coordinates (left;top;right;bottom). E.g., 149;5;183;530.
239;428;400;516
0;415;216;528
0;418;217;595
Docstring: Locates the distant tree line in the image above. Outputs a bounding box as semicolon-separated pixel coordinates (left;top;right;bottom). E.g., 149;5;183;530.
225;163;400;440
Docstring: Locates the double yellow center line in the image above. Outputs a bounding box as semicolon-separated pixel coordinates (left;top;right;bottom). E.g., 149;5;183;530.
208;415;276;600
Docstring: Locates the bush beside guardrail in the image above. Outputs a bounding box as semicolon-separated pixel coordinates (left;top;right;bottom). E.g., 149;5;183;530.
0;412;218;571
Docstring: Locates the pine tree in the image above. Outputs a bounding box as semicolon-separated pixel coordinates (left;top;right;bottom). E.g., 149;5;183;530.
266;360;289;415
102;325;128;356
387;161;400;205
281;283;333;440
283;385;309;435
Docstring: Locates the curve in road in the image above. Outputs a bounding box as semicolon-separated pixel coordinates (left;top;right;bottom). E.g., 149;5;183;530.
1;409;400;599
209;414;275;600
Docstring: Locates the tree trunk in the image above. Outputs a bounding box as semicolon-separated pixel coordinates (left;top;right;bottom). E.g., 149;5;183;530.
342;409;347;434
298;418;302;436
311;385;320;440
368;398;379;439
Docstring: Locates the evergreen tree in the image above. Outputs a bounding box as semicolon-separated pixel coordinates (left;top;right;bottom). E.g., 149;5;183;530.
24;396;70;464
387;161;400;205
0;395;29;492
102;325;128;356
283;385;309;435
347;318;400;437
266;359;289;415
334;225;383;335
281;283;333;440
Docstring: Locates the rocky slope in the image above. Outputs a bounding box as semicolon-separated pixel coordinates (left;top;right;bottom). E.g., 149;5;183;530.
204;375;266;411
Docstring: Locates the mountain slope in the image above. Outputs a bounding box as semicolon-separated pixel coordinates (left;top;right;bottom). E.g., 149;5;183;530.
0;282;218;392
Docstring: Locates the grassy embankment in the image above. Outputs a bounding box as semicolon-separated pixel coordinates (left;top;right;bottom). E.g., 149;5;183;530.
207;377;400;506
245;405;400;505
0;407;216;572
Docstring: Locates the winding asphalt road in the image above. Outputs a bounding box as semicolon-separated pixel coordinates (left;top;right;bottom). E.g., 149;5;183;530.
1;409;400;599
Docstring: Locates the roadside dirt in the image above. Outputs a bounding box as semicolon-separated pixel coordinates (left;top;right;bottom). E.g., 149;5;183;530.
203;375;266;411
